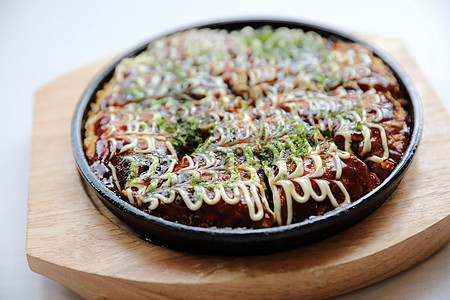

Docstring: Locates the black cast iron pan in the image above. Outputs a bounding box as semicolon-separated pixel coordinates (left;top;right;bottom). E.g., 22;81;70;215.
71;19;423;255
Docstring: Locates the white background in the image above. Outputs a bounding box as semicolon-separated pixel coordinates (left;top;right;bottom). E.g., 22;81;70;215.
1;0;449;299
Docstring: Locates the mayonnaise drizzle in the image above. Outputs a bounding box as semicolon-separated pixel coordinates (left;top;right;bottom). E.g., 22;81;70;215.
84;27;405;227
265;143;352;225
281;90;391;164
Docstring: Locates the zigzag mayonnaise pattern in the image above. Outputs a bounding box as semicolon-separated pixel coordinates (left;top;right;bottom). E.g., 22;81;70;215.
84;27;408;228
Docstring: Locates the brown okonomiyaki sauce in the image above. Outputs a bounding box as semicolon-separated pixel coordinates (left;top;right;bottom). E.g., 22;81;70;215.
84;26;409;229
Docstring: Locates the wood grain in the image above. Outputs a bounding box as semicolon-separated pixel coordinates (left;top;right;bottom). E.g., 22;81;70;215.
26;35;450;300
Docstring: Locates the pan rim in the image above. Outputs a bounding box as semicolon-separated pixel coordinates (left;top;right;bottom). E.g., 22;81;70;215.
71;18;423;253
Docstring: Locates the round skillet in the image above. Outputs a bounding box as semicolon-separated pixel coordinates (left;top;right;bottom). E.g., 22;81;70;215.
72;19;423;255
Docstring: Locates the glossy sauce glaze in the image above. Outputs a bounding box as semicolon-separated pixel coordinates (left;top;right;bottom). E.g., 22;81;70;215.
84;27;409;228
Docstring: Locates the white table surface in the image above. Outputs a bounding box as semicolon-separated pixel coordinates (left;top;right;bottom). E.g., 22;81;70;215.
1;0;449;299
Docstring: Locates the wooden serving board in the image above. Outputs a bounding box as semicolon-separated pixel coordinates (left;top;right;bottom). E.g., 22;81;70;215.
27;35;450;299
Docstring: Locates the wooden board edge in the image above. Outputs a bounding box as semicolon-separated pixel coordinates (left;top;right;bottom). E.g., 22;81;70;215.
25;35;450;299
26;215;450;300
324;214;450;298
